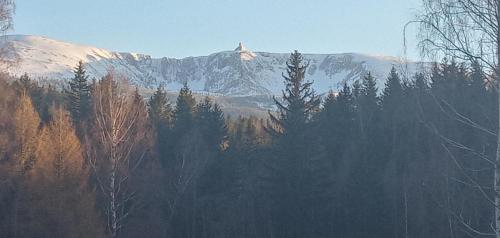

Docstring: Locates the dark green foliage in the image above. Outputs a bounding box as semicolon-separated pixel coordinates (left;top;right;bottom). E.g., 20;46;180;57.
268;51;320;137
265;51;330;238
13;74;64;122
1;57;498;238
66;61;91;123
148;85;173;167
148;85;172;127
173;83;196;136
195;97;227;151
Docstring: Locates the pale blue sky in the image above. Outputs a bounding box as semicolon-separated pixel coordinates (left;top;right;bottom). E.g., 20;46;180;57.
12;0;421;59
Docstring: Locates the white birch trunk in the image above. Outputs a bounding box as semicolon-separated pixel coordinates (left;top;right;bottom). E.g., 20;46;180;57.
495;3;500;237
110;168;117;238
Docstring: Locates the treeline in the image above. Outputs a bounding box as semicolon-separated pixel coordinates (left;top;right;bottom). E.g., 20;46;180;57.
0;53;496;238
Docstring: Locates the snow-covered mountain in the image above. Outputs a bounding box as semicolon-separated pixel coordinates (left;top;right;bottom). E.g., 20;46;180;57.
0;35;422;98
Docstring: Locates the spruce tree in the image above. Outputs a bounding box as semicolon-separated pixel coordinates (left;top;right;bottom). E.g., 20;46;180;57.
320;84;354;166
357;72;380;139
173;83;196;137
381;67;403;111
67;61;91;123
15;73;36;94
350;72;387;236
266;51;322;238
468;61;489;109
268;51;320;136
148;85;173;167
148;85;172;127
195;97;227;150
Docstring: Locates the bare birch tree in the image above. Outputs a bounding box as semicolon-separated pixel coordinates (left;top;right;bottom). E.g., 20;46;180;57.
418;0;500;236
0;0;16;69
88;72;148;238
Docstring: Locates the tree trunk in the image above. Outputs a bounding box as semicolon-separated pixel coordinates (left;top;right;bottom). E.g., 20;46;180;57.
496;3;500;237
495;82;500;238
110;168;117;238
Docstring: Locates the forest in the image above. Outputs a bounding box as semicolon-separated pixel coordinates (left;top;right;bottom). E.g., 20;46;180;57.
0;50;497;238
2;0;500;237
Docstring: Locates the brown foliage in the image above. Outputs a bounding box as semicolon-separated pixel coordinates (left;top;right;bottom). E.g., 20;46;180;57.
13;91;40;173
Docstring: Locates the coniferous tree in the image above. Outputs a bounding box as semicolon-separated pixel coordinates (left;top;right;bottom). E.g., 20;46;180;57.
320;84;354;165
350;72;386;237
265;51;323;238
148;85;172;128
381;67;403;111
13;74;51;122
195;97;227;151
268;51;320;136
14;92;41;173
29;106;106;238
9;92;41;237
67;61;91;123
318;84;356;236
148;85;173;167
380;68;415;237
357;72;379;138
173;83;196;137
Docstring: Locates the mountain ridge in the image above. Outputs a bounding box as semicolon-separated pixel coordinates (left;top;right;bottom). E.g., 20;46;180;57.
0;34;422;97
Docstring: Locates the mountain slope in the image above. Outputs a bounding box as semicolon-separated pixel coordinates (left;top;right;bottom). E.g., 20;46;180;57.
0;35;422;96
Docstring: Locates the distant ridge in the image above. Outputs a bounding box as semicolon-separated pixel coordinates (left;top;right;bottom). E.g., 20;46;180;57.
0;35;422;96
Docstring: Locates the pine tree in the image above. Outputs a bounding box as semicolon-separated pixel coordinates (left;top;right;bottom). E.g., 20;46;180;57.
357;72;380;140
350;72;387;236
195;97;227;151
468;61;489;110
67;61;91;123
268;51;320;136
320;84;354;166
13;74;51;122
148;85;172;128
148;85;173;168
381;67;403;112
15;73;36;94
265;51;323;238
173;83;196;137
380;67;405;152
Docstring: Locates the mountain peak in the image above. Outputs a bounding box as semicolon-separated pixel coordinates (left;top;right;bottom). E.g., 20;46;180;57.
234;42;256;61
235;42;249;52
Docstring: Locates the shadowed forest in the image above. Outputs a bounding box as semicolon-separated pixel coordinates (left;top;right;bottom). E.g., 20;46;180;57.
0;52;497;238
3;0;500;237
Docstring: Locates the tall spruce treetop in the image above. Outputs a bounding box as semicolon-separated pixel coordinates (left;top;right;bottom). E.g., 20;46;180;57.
414;73;428;91
355;72;380;141
381;67;403;114
469;61;487;97
320;84;354;165
268;50;320;137
173;83;196;135
195;97;227;150
67;61;90;123
358;72;379;117
361;72;378;102
148;85;172;127
266;51;326;238
382;68;402;101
